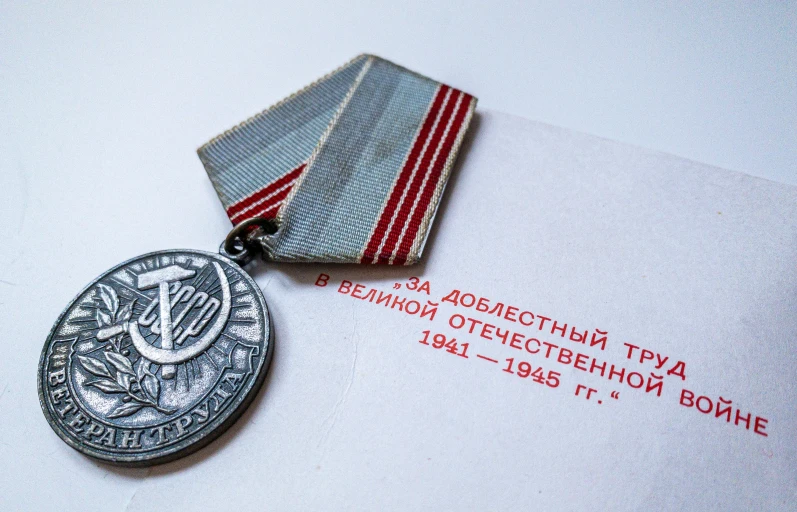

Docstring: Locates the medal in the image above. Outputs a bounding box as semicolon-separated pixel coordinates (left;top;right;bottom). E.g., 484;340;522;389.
38;54;476;466
38;250;270;466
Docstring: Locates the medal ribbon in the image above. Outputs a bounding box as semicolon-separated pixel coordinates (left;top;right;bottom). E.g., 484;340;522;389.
198;55;476;265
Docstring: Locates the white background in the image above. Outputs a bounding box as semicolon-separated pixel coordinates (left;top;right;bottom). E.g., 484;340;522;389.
1;1;795;186
1;3;796;510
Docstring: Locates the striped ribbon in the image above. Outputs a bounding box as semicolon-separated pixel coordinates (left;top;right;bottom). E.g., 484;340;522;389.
198;55;476;265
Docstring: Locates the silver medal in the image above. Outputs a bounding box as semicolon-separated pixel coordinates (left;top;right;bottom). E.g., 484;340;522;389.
38;249;272;466
37;55;475;467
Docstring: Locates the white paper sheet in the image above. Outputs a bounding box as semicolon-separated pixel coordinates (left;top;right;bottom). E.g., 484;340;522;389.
1;110;795;511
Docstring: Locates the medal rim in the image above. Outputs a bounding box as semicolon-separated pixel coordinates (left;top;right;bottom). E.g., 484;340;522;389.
37;248;274;467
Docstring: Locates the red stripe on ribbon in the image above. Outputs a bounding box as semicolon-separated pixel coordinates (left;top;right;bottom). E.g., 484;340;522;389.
388;93;473;265
376;89;465;264
360;85;450;263
237;182;295;221
226;163;306;222
391;93;473;265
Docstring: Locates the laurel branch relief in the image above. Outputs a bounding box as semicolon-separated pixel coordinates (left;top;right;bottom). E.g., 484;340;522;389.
77;284;175;418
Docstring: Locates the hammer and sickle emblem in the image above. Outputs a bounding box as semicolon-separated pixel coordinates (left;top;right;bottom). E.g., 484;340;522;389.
97;262;231;380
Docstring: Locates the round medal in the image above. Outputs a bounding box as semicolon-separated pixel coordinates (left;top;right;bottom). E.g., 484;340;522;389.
37;249;272;466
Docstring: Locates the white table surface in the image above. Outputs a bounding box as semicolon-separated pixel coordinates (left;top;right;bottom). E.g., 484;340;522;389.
0;3;795;511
